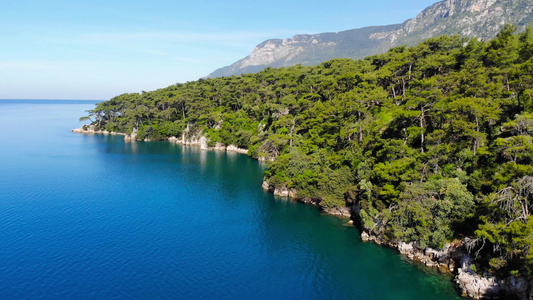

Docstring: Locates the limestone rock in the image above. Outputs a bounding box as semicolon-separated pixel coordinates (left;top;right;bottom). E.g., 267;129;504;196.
321;206;351;218
262;181;272;191
208;0;533;78
455;256;502;299
257;156;275;162
226;144;248;154
273;186;297;198
360;231;384;245
72;125;126;137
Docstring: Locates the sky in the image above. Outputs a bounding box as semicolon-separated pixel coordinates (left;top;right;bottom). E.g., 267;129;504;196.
0;0;439;100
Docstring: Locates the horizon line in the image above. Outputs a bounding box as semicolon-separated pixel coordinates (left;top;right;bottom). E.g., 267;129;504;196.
0;98;105;101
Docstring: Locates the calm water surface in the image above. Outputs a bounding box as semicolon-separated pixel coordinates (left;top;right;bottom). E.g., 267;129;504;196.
0;100;463;299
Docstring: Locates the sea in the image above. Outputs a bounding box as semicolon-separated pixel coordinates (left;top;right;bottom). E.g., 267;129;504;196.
0;100;463;299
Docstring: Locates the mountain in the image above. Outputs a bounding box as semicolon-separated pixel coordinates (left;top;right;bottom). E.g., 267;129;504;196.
207;0;533;78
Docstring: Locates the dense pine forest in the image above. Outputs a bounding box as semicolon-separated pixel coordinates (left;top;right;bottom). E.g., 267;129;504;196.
83;25;533;277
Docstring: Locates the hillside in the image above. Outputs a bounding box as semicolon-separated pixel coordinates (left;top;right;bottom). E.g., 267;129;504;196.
208;0;533;78
81;26;533;298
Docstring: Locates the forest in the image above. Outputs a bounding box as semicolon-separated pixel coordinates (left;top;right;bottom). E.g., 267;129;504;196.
82;25;533;277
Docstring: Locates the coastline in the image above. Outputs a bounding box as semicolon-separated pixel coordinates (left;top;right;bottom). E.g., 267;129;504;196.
72;126;249;155
261;180;351;217
261;180;532;300
72;126;532;299
167;136;249;154
71;127;127;136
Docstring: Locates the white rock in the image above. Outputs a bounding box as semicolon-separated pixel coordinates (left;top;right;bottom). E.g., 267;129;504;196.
398;242;414;255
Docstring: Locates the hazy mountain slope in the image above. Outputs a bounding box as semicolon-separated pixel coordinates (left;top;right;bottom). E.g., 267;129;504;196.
208;0;533;78
208;24;402;78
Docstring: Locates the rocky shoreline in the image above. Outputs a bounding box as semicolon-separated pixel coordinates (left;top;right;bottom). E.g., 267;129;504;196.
261;181;532;300
72;126;127;136
73;125;531;299
167;136;248;154
72;125;249;155
261;181;352;217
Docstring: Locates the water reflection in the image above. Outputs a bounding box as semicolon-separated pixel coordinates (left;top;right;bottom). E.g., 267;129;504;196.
74;131;462;300
124;138;138;153
199;147;207;172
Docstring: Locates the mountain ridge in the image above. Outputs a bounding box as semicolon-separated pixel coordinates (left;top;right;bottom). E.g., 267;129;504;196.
207;0;533;78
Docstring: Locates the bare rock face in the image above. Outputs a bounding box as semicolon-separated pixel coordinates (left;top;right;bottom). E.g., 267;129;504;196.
209;34;340;77
454;255;532;299
124;128;138;141
261;181;297;197
241;39;304;68
262;181;272;191
321;206;351;218
208;0;533;78
395;241;457;272
371;0;531;47
236;35;337;69
226;145;248;154
455;256;502;299
273;186;298;198
199;136;208;150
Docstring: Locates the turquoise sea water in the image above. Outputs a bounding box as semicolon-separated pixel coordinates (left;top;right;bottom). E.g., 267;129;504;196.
0;100;463;299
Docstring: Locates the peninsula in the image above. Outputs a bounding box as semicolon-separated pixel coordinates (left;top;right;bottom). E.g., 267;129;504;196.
79;27;533;299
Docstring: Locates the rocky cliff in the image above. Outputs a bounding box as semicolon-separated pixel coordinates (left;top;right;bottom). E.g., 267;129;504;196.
372;0;533;49
207;25;400;78
208;0;533;78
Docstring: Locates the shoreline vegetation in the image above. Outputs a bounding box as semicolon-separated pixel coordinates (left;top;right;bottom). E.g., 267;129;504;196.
72;123;530;299
77;26;533;299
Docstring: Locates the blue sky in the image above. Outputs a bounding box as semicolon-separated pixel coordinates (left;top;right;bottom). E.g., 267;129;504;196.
0;0;439;100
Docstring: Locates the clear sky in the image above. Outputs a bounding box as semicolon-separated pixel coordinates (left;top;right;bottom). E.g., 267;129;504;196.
0;0;439;100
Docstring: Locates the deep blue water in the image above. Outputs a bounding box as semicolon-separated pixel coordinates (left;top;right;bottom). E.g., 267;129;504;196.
0;100;463;299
